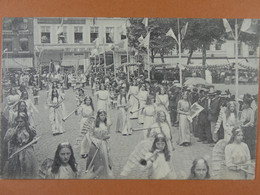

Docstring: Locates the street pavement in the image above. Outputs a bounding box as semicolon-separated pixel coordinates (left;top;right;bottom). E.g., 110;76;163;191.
32;86;213;179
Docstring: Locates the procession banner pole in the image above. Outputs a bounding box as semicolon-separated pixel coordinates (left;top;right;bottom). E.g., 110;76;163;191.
113;50;116;77
177;18;182;87
94;55;97;73
235;19;239;109
103;38;106;75
147;45;150;81
126;37;130;82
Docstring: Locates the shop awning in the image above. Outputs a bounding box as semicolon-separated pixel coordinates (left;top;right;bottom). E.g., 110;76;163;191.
61;54;85;67
2;57;33;68
39;49;64;65
117;63;141;69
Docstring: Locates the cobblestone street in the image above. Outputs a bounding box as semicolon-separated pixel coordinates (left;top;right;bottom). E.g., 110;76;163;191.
32;86;212;179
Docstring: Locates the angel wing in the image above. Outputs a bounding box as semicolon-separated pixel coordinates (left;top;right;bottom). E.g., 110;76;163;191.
38;158;54;179
120;138;154;177
75;117;95;147
211;139;228;179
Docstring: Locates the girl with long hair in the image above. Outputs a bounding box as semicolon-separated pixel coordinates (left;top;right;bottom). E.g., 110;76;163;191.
141;133;175;179
95;83;110;119
49;142;79;178
16;101;29;123
116;87;131;135
46;142;103;179
3;87;20;127
240;95;256;159
222;127;251;179
20;90;39;127
3;115;38;179
47;142;77;179
138;83;148;124
149;111;174;152
156;86;171;124
84;110;114;179
177;91;191;146
128;80;139;119
48;88;65;136
215;101;238;142
142;95;156;139
77;96;95;135
188;158;210;180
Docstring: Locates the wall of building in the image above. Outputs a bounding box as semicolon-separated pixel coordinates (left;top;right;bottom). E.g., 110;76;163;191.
2;18;34;69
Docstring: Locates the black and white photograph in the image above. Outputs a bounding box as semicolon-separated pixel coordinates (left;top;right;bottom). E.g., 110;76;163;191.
0;17;259;180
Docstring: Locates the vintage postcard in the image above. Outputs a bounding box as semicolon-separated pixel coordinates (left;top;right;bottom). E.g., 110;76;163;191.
1;17;259;180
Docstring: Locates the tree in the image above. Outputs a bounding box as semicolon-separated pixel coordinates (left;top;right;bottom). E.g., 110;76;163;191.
127;18;175;63
225;19;260;55
182;18;226;65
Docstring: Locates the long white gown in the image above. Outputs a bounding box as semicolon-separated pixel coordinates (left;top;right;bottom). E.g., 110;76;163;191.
116;96;131;135
149;122;173;151
24;98;39;127
78;104;94;134
142;104;156;139
48;96;65;134
156;94;171;124
95;90;110;113
138;90;148;124
128;86;139;119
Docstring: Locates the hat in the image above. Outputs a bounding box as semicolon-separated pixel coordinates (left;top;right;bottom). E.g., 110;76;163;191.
219;92;228;97
192;88;198;92
208;87;216;95
174;83;182;88
237;95;244;102
216;90;222;95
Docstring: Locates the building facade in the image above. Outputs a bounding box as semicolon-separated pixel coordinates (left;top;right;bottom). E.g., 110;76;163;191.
2;18;34;71
33;17;129;73
153;39;259;69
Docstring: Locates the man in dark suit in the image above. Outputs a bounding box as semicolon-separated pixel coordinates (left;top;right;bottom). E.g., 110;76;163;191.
197;89;212;143
207;91;220;143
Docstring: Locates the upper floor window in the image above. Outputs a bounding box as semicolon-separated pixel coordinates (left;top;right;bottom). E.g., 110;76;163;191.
106;27;114;43
90;26;99;43
3;40;13;51
20;38;29;51
58;26;67;43
41;26;51;43
74;26;83;43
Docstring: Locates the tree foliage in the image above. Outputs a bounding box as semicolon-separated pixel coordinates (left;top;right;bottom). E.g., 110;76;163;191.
128;18;175;63
182;18;226;65
127;18;259;65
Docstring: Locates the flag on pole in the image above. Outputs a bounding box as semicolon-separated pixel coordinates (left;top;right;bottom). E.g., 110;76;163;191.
143;32;150;48
142;18;149;27
109;43;115;51
124;38;128;51
56;18;64;35
223;19;233;33
93;37;100;47
181;22;189;40
166;28;178;42
91;49;99;57
241;19;258;34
